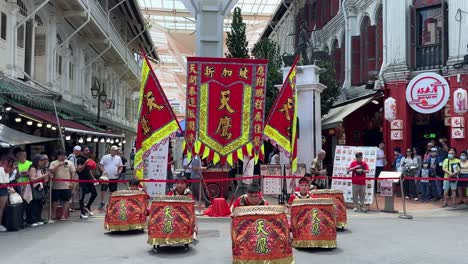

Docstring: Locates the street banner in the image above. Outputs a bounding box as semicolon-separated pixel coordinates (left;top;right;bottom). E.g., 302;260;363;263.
263;56;299;172
183;57;268;166
145;140;169;197
135;53;181;179
331;146;378;204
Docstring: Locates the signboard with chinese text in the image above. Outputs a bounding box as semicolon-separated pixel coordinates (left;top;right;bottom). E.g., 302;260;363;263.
391;130;403;140
406;72;450;114
284;163;307;193
184;57;268;165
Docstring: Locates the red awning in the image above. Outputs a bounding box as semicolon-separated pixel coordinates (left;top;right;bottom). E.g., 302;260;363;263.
11;104;122;137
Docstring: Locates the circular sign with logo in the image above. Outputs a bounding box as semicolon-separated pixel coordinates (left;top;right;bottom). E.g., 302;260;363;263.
406;72;450;114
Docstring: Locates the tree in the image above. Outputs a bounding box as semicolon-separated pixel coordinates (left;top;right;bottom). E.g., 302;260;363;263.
251;38;282;117
225;7;249;58
317;59;341;116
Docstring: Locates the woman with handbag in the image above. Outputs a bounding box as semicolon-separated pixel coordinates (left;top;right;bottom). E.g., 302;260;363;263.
399;148;419;200
26;154;50;227
0;155;16;232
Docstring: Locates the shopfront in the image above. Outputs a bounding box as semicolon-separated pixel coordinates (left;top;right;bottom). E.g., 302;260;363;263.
384;72;468;157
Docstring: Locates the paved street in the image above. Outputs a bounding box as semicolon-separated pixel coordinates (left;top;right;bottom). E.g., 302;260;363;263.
1;209;467;264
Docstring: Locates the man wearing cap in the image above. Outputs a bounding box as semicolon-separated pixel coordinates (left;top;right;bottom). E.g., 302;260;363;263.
288;177;312;205
68;146;82;210
167;175;193;199
233;183;269;209
98;146;123;210
428;147;443;201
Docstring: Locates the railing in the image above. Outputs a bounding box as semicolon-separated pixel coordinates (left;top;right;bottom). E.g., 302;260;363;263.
416;44;443;70
86;0;141;77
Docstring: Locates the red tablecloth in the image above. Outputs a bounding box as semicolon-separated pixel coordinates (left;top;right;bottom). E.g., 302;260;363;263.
204;198;231;217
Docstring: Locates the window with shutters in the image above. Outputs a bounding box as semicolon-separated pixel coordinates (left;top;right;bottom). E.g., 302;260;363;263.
412;0;447;70
360;16;377;84
17;0;28;16
1;13;6;40
17;25;24;48
331;40;342;86
376;7;383;69
56;34;62;75
351;36;361;86
69;62;74;80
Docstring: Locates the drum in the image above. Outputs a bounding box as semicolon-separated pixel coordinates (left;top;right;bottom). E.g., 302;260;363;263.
147;196;196;246
231;205;294;264
290;198;337;248
104;190;148;232
311;189;347;229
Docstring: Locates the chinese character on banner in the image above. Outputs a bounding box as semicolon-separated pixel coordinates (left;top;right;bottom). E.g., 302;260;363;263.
134;52;181;179
263;56;300;172
184;57;268;165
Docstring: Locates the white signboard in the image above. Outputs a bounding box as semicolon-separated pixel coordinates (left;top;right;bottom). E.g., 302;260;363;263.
331;146;378;204
260;165;282;195
242;157;254;184
406;72;450;114
145;141;169;197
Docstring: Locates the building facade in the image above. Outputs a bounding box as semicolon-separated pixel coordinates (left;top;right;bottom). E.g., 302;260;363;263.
261;0;467;166
0;0;157;159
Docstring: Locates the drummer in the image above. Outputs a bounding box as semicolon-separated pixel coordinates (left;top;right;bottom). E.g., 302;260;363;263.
294;173;318;192
288;177;312;204
167;175;193;199
233;183;269;208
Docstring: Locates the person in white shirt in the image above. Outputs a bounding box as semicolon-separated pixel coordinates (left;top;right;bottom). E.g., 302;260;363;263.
182;155;192;179
375;142;386;193
98;146;123;210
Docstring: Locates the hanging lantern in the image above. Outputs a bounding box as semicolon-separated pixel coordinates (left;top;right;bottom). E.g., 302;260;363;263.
454;88;468;115
100;138;105;143
65;135;71;141
78;137;84;143
86;136;92;142
93;137;99;142
384;97;397;121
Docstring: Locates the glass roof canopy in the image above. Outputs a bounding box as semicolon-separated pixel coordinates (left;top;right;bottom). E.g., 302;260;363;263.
138;0;282;111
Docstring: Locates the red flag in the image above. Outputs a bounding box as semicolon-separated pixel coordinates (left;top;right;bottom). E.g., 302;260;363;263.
134;52;181;179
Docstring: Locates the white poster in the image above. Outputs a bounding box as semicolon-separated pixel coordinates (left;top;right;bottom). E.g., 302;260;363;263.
261;165;282;195
145;141;169;197
284;164;307;193
242;157;254;184
331;146;377;204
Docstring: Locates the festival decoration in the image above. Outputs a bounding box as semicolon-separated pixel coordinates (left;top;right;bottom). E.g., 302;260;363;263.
134;52;181;179
104;190;148;232
263;56;299;172
231;206;293;264
183;57;268;165
453;88;468;115
384;97;397;121
311;189;347;229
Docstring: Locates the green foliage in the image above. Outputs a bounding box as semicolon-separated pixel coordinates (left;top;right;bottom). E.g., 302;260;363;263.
317;59;341;116
225;7;249;58
251;38;283;117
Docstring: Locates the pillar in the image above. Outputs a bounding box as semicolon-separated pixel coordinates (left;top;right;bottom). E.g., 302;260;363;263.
281;65;327;171
193;0;225;57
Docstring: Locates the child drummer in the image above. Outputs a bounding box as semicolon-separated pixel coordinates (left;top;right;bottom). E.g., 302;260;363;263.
233;183;269;208
294;173;318;192
167;175;194;199
288;177;312;205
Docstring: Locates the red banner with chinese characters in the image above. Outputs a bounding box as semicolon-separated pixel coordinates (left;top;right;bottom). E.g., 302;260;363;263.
290;198;337;248
104;190;148;232
184;57;268;165
147;196;195;246
135;53;181;179
263;57;299;172
231;206;293;264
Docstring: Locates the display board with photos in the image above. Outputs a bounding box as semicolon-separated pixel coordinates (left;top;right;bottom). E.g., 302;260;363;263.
260;165;282;195
284;163;307;193
331;146;378;204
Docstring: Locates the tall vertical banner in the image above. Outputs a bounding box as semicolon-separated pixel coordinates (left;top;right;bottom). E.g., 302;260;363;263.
145;140;169;196
134;53;181;179
331;146;377;204
184;57;268;166
264;57;299;172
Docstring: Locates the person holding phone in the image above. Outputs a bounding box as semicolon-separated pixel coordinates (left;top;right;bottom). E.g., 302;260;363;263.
49;150;76;220
347;152;369;212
